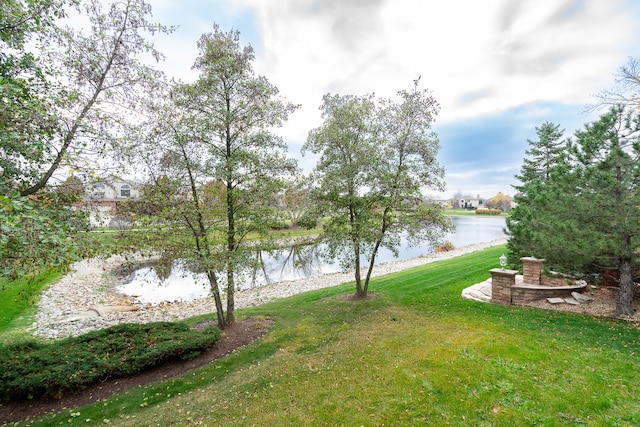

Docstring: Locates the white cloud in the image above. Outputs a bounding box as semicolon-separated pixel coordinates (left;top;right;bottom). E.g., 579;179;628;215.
238;0;635;141
147;0;640;197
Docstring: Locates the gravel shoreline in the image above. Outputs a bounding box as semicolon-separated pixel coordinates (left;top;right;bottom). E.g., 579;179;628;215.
31;239;508;339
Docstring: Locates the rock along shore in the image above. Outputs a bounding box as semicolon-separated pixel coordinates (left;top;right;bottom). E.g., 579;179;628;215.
31;239;507;339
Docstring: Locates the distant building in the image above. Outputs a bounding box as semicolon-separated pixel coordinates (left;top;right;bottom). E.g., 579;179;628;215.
458;195;483;210
84;177;140;227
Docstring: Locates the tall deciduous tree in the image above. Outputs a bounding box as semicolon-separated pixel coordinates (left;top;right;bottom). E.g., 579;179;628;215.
2;0;172;197
484;192;512;211
1;0;68;185
593;57;640;110
304;81;451;298
0;192;90;278
185;26;298;326
1;0;67;195
1;0;83;278
305;93;378;297
280;175;312;228
131;26;298;327
1;0;172;278
128;93;230;326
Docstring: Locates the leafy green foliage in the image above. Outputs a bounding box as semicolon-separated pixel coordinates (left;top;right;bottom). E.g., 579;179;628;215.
0;194;92;278
279;175;313;227
506;121;570;266
53;175;85;205
507;108;640;315
2;0;173;197
0;0;67;48
304;79;451;297
0;0;65;195
0;321;220;401
125;25;298;327
1;0;173;278
296;209;320;230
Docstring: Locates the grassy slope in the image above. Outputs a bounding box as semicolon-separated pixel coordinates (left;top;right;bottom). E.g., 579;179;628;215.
21;246;640;426
0;270;64;340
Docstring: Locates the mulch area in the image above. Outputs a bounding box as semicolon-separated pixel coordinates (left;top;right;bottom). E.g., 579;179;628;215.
0;317;272;425
523;285;640;324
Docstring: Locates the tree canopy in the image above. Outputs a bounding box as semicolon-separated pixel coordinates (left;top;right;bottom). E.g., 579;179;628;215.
1;0;173;278
126;26;298;327
593;57;640;110
2;0;172;197
304;80;451;298
506;121;570;265
507;108;640;315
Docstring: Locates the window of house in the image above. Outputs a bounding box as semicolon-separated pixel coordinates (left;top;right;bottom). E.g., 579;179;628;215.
93;182;105;196
120;184;131;197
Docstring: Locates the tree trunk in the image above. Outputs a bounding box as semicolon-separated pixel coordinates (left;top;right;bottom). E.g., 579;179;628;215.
225;119;236;326
363;207;392;295
182;143;228;327
616;257;636;316
354;239;364;297
207;271;226;328
225;183;235;325
363;243;380;296
226;267;235;326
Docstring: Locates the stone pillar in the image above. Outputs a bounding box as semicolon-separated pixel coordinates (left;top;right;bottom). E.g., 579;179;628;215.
490;268;518;305
521;257;545;285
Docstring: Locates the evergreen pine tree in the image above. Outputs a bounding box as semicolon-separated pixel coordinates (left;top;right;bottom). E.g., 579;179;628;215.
506;122;569;266
566;106;640;315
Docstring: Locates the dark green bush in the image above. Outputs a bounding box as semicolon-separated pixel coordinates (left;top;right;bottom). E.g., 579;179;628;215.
269;219;290;230
267;212;290;230
0;321;220;402
296;210;319;229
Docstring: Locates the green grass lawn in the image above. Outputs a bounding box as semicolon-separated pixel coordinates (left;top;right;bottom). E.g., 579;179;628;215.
0;270;64;341
7;246;640;426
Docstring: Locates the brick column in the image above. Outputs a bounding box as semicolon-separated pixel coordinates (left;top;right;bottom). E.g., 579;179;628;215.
490;268;518;305
521;257;545;285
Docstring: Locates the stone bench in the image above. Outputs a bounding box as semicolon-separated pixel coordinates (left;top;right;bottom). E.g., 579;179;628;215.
511;282;587;304
490;256;588;305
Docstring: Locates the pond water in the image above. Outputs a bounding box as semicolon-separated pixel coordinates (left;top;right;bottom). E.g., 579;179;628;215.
116;215;506;305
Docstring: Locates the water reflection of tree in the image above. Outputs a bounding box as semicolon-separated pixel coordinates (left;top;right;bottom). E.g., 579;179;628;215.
248;242;325;288
281;243;325;278
153;257;174;282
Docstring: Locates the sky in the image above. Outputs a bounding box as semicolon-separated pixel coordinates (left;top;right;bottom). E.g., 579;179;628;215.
144;0;640;199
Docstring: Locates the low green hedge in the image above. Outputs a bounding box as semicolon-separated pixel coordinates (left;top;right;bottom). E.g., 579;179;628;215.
475;208;502;215
296;211;319;230
0;321;220;402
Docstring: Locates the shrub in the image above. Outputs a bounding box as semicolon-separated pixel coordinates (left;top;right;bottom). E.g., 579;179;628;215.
296;210;319;229
268;213;290;230
0;321;220;402
269;219;290;230
475;208;502;215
